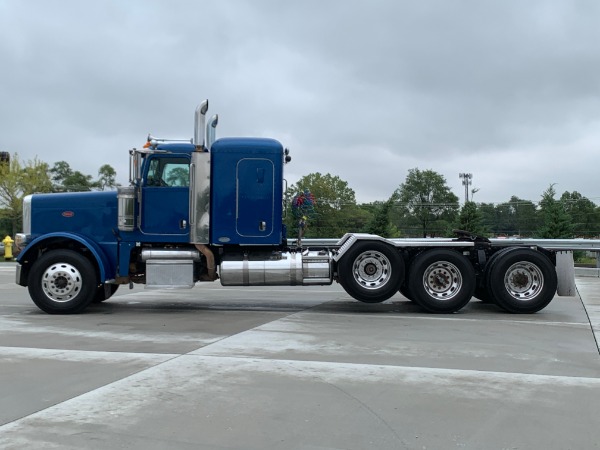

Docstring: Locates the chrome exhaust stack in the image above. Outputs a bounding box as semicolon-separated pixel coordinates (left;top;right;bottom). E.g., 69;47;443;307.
206;114;219;151
193;100;209;149
190;100;212;244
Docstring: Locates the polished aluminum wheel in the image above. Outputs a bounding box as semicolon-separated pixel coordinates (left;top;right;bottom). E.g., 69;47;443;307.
41;262;83;302
503;262;543;301
422;261;462;300
352;250;392;290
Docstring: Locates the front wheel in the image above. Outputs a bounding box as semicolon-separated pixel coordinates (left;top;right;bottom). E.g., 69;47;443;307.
487;248;557;313
408;249;475;313
338;241;404;303
28;250;97;314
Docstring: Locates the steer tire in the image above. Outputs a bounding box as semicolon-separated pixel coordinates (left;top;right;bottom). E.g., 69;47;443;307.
28;250;97;314
338;241;404;303
487;248;557;313
408;249;475;313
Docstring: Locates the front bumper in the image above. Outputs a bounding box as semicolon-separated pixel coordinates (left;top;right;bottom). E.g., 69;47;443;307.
15;264;27;287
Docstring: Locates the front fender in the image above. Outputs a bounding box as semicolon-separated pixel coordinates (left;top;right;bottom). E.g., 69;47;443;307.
16;232;112;284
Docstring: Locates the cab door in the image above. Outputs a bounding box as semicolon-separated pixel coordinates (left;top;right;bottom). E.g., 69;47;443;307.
140;155;190;236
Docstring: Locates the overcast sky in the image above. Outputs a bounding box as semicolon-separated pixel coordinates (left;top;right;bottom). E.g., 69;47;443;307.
1;0;600;205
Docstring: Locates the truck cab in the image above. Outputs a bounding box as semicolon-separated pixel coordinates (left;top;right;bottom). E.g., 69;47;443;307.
15;100;299;313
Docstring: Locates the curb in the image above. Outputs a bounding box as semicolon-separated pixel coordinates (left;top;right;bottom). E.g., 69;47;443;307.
575;267;600;278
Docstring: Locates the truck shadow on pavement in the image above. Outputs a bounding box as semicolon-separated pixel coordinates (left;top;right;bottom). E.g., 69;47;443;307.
82;296;505;316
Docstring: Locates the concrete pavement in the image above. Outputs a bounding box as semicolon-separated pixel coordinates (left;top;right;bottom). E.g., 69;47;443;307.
0;262;599;449
575;267;600;342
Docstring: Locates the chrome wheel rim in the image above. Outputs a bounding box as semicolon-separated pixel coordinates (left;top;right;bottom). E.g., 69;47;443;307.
352;251;392;290
504;262;543;301
41;262;83;302
422;261;462;300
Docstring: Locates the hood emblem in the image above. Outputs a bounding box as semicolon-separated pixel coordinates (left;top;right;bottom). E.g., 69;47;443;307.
62;211;75;218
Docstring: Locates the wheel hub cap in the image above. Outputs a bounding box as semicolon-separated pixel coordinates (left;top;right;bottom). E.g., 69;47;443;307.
423;261;462;300
364;263;377;276
353;251;392;289
504;262;543;300
41;263;83;302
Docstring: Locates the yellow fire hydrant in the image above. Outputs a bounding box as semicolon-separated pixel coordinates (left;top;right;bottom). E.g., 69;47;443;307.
3;235;14;261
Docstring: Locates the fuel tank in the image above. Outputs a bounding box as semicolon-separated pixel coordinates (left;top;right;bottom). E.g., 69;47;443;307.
220;250;333;286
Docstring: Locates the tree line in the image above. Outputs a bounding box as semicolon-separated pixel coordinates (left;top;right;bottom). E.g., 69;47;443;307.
285;169;600;241
2;151;599;243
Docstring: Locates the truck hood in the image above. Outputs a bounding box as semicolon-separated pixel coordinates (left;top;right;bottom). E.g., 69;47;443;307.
29;190;118;240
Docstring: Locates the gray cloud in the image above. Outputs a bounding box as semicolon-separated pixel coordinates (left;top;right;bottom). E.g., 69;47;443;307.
1;0;600;204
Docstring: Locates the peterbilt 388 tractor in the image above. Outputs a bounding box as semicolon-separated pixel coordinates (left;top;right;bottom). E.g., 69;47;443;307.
13;100;594;314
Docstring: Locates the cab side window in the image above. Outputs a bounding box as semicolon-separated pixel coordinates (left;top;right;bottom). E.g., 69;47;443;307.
146;157;189;187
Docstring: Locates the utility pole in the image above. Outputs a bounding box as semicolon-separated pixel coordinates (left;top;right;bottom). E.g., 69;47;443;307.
459;173;472;203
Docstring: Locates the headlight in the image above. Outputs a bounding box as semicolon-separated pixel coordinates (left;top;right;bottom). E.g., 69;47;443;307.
15;233;30;251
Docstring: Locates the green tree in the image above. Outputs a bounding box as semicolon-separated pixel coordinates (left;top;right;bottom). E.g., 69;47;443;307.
510;197;539;237
394;168;459;237
64;171;95;191
497;196;538;236
49;160;72;186
365;194;401;237
560;191;599;237
97;164;118;190
50;161;94;192
285;173;366;238
454;201;486;236
538;184;573;238
479;202;500;235
479;197;538;237
0;153;53;235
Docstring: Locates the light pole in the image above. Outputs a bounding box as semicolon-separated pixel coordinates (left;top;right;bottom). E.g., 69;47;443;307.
459;173;472;203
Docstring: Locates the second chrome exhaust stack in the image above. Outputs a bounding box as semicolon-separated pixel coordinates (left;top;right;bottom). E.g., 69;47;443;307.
206;114;219;151
193;99;209;149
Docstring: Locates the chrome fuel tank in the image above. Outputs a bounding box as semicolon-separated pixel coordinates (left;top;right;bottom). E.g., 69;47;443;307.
220;250;332;286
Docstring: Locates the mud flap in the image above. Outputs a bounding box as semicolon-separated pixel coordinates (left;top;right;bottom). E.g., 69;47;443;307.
556;251;576;296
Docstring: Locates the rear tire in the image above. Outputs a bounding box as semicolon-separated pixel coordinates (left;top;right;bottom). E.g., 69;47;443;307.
28;250;97;314
408;249;475;313
487;248;557;313
338;241;404;303
399;283;414;301
473;287;492;303
474;247;519;304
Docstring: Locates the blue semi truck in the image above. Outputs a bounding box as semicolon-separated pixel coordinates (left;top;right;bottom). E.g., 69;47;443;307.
14;100;579;314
